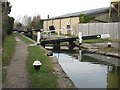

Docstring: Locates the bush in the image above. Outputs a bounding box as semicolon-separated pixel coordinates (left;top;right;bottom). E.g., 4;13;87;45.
79;14;95;23
2;1;14;40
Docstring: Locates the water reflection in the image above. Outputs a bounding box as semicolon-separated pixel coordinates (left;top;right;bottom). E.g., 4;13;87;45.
84;53;120;67
107;66;119;88
53;49;120;88
54;53;107;88
78;49;82;61
45;46;119;88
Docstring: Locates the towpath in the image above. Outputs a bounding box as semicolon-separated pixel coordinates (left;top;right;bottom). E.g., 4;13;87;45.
3;37;28;88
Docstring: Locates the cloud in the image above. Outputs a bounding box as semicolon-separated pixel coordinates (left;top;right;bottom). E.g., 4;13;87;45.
8;0;110;19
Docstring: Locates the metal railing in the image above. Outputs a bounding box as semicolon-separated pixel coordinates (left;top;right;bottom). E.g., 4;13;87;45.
41;28;74;38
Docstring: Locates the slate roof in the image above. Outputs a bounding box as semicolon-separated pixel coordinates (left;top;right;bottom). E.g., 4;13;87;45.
46;7;109;20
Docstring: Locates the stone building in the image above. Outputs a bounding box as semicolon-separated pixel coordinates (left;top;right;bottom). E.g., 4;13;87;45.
43;7;120;35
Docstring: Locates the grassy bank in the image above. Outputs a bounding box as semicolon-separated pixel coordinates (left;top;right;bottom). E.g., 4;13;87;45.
83;38;109;43
74;38;110;45
2;34;16;82
27;46;58;88
2;35;16;66
16;33;34;44
17;34;58;88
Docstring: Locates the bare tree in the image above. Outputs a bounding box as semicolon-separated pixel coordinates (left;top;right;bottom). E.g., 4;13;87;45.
22;15;28;26
27;16;31;27
36;15;41;22
15;15;21;23
28;14;43;29
33;16;37;22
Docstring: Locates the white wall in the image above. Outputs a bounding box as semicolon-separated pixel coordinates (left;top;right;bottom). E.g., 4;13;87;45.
75;22;120;41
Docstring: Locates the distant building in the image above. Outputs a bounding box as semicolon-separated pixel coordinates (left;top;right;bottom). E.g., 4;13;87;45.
2;0;8;2
43;7;120;35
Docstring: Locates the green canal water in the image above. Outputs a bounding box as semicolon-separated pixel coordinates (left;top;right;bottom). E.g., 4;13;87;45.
46;46;120;88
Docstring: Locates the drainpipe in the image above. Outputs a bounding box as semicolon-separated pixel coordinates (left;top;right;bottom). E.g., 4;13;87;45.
47;15;49;30
59;18;61;35
118;1;120;17
59;18;61;30
46;20;48;31
69;17;71;34
52;19;53;26
69;17;71;28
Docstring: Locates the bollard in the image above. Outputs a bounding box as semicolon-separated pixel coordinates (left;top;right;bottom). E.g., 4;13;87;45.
78;32;82;45
47;51;53;56
33;60;42;70
107;42;112;47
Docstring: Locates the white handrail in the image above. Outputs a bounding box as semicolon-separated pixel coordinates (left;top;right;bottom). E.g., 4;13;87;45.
42;28;74;37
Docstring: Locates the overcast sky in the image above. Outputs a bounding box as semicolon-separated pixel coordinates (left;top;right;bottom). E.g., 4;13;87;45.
8;0;110;20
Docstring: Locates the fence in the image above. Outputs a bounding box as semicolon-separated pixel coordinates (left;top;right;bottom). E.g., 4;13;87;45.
75;22;120;41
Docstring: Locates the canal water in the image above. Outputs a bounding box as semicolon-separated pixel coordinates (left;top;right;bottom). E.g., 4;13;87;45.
45;46;120;88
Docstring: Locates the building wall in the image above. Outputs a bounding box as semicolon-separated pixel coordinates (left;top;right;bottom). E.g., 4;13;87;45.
48;20;53;27
53;19;60;32
70;17;79;35
118;22;120;41
43;21;48;31
43;11;120;35
60;18;70;34
61;18;70;29
70;17;79;28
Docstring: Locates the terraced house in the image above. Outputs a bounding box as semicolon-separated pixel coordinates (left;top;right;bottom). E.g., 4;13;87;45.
43;5;120;35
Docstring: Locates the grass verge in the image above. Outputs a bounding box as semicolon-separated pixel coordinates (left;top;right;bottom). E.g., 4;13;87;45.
27;46;58;88
2;35;16;82
2;35;16;66
16;33;34;44
99;47;117;53
82;38;109;43
74;38;110;45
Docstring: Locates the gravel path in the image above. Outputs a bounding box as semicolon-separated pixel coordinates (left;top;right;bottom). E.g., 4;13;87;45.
3;37;28;88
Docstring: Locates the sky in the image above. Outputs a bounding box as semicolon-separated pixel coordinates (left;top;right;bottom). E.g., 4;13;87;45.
8;0;110;21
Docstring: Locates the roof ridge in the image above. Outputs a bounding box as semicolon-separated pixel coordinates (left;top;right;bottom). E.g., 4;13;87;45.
48;7;109;20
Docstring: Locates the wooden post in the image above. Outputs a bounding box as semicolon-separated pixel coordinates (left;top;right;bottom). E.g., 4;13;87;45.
78;32;82;45
37;32;41;45
53;43;60;50
41;43;45;47
109;3;112;22
30;31;33;39
68;41;75;50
